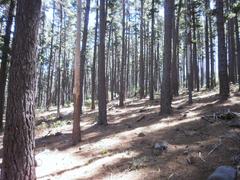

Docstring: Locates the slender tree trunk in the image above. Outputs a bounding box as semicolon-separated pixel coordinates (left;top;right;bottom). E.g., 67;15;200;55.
72;0;82;144
119;0;126;107
80;0;91;113
186;0;192;104
161;0;174;114
172;0;182;96
139;0;144;99
149;0;155;100
205;0;210;89
0;0;15;130
111;30;115;100
209;15;215;88
91;0;99;110
192;5;199;91
46;1;55;110
126;25;130;97
61;11;67;106
57;4;63;118
98;0;107;125
134;28;138;93
235;14;240;90
1;0;41;179
37;9;46;107
145;21;149;97
216;0;229;99
106;20;113;102
227;0;236;83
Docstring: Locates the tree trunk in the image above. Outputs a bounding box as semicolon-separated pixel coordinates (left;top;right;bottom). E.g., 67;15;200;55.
61;11;67;106
235;14;240;90
227;0;236;83
1;0;41;179
139;0;144;99
98;0;107;125
57;3;63;118
80;0;91;113
91;0;99;110
186;0;192;104
171;0;182;96
216;0;229;99
119;0;126;107
46;0;55;110
209;15;215;88
205;0;210;89
161;0;174;114
149;0;155;100
192;4;199;91
72;0;82;145
0;0;15;130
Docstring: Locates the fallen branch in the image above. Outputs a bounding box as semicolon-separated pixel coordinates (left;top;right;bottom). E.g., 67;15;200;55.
206;139;222;158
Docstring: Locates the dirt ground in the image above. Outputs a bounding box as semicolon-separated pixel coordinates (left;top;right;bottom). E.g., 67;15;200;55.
1;87;240;180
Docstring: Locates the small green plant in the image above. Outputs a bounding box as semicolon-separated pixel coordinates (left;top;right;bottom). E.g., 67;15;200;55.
101;149;109;155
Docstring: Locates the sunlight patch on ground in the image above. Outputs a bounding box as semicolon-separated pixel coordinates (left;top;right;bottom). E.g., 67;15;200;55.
36;105;73;118
36;149;85;179
89;136;123;151
37;150;139;180
142;116;200;134
194;91;216;99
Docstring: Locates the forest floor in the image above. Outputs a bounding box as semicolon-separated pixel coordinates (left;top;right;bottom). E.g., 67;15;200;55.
1;86;240;180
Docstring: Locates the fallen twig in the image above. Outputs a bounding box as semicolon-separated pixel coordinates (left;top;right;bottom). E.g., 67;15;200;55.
198;152;206;162
136;115;145;122
206;139;222;158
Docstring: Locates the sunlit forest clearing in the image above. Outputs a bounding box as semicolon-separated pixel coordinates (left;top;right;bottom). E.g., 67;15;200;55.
0;0;240;179
30;87;239;179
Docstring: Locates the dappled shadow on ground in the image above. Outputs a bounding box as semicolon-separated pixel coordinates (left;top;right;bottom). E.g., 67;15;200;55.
32;88;240;179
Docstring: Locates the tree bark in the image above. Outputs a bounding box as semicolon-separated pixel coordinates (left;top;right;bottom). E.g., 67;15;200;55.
149;0;155;100
72;0;82;145
192;4;199;91
236;14;240;90
209;15;215;88
57;3;63;118
46;0;55;110
91;0;99;110
205;0;210;89
186;0;192;104
119;0;126;107
171;0;182;96
139;0;144;99
80;0;91;113
216;0;229;99
98;0;107;125
227;0;236;83
161;0;174;114
1;0;41;179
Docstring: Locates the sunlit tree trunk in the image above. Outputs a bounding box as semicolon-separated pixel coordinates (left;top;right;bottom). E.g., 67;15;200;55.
72;0;82;144
91;0;99;110
80;0;91;113
46;0;55;110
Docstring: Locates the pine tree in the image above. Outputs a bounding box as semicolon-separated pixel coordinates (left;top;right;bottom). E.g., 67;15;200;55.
1;0;41;178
